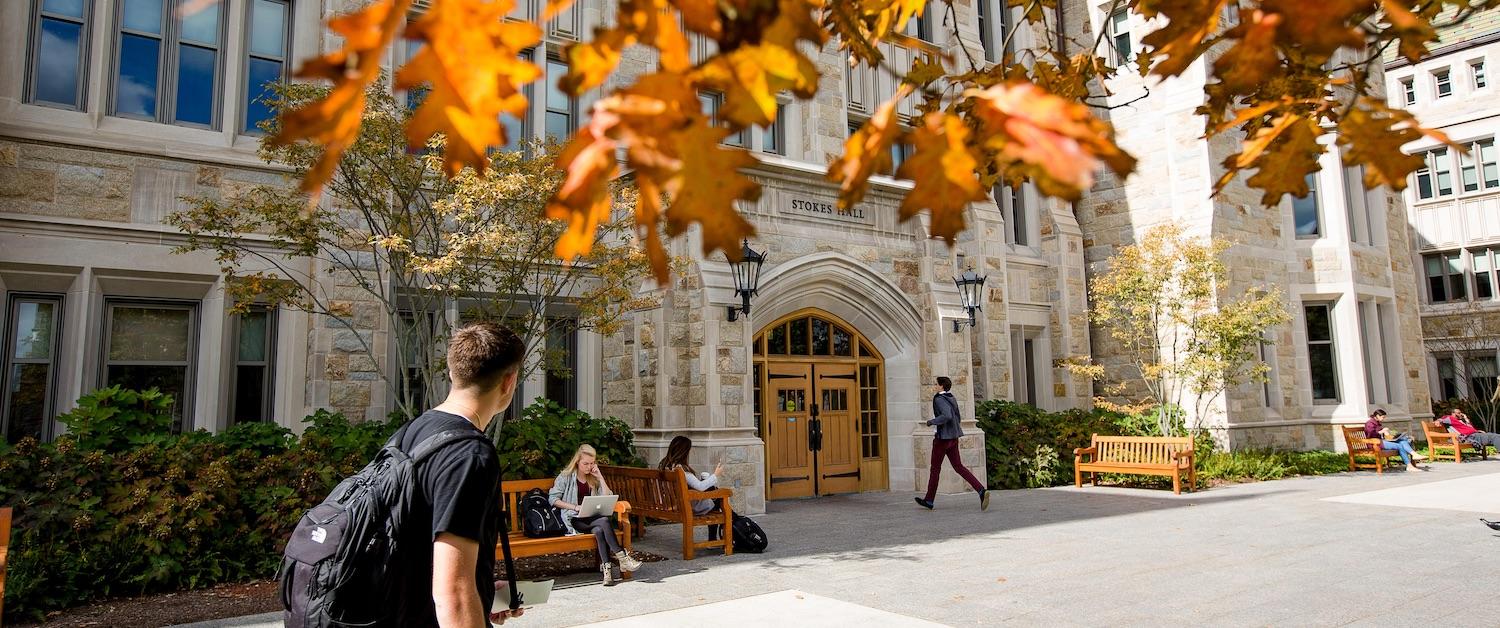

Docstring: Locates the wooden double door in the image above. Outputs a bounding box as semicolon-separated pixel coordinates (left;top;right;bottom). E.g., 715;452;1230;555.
764;361;862;499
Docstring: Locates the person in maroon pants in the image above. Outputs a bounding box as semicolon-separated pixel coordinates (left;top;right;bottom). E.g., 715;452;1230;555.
915;377;991;511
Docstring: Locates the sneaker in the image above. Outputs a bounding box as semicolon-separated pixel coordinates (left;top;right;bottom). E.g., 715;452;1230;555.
601;562;618;587
980;490;991;511
614;550;643;572
914;497;934;510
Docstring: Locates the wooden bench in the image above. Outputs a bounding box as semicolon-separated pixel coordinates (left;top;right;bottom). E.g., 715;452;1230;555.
602;465;732;560
1340;425;1401;473
1073;435;1196;494
1;507;10;621
1422;420;1489;463
497;479;633;573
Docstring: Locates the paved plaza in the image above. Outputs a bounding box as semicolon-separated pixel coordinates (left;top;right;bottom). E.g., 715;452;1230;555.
187;461;1500;628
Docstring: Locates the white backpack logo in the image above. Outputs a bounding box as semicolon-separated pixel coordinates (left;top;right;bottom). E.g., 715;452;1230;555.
311;527;327;544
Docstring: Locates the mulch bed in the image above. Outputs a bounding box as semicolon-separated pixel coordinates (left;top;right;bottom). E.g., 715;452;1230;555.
14;549;666;627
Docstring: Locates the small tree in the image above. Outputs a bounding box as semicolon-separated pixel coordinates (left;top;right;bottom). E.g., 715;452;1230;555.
1423;302;1500;432
1070;224;1290;437
170;81;654;419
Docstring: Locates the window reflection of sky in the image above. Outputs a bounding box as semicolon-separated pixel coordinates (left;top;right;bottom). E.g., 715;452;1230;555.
116;35;160;117
36;19;82;106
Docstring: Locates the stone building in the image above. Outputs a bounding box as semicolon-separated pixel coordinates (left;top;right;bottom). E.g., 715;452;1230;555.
1384;9;1500;414
0;0;1429;514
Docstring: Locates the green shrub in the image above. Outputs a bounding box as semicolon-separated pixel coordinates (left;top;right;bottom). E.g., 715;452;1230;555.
493;399;647;479
0;391;640;622
975;400;1126;489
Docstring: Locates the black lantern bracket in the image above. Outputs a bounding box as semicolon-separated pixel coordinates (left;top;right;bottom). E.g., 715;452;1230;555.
727;240;767;321
952;268;987;333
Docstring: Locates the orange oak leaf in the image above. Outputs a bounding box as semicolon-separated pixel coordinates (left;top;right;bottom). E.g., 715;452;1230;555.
967;81;1135;199
1139;0;1229;78
895;113;986;243
655;121;760;265
1337;99;1449;191
398;0;542;176
1379;0;1437;64
269;0;409;196
1259;0;1372;59
545;108;622;260
562;0;691;96
1212;10;1283;94
828;85;912;210
1222;113;1325;204
671;0;724;38
695;42;820;126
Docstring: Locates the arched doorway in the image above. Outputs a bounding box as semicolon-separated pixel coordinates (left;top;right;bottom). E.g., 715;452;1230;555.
754;309;888;499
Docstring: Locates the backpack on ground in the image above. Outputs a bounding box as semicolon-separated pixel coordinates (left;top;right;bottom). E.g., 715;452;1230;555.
730;512;768;553
280;426;522;628
520;487;565;538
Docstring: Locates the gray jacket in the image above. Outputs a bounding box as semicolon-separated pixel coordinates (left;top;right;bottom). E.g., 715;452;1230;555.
548;471;613;535
927;392;964;440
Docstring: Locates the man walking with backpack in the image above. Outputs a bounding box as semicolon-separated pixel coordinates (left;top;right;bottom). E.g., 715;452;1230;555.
914;376;990;511
282;322;527;627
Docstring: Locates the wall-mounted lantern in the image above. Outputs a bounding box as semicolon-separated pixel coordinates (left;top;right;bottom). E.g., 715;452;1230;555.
727;240;766;321
953;268;987;332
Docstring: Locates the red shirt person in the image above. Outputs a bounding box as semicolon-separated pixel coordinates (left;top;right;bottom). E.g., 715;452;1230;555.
1441;410;1500;452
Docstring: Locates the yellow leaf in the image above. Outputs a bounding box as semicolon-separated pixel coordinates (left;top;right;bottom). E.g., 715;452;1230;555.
1225;114;1324;205
656;122;760;264
1211;10;1282;94
1337;99;1448;191
895;113;986;243
828;85;912;209
696;43;819;126
398;0;543;175
1259;0;1371;60
269;0;407;197
545;107;621;260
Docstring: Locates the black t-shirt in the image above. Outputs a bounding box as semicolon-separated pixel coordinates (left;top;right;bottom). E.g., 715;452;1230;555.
396;410;501;627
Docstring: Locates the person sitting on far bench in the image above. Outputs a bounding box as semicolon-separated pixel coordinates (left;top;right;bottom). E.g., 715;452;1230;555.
1440;409;1500;453
1366;409;1427;472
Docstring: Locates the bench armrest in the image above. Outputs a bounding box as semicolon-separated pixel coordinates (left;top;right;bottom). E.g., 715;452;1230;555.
1073;446;1096;456
614;501;632;517
688;488;733;500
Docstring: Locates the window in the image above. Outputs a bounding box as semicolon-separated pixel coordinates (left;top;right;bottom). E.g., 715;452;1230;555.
29;0;92;109
400;29;429;112
1358;300;1398;405
397;311;435;412
1010;329;1038;406
1458;138;1499;193
1400;78;1416;105
498;49;534;151
1303;303;1339;402
1472;59;1487;89
1292;171;1321;238
544;320;577;410
1424;251;1466;303
1436;356;1459;400
544;57;576;142
104;301;197;428
978;0;1013;63
761;103;785;155
1467;353;1498;402
113;0;227;127
1342;164;1373;244
230;307;275;423
1107;9;1132;65
858;364;881;458
1414;148;1454;200
700;91;748;147
243;0;290;133
997;184;1033;246
890;140;913;174
3;295;63;443
1473;248;1496;300
904;1;933;42
1434;68;1452;98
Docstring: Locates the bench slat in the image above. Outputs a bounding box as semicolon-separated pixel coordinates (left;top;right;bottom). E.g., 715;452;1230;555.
1076;434;1195;494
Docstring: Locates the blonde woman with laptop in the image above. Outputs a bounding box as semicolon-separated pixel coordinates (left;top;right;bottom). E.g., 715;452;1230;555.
549;444;642;585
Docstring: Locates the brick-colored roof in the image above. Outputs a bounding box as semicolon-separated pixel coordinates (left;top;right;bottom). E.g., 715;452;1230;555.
1384;6;1500;66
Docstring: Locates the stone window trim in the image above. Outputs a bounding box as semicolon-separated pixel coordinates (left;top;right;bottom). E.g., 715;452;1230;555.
109;0;231;129
1423;250;1468;304
543;53;579;143
699;90;749;148
99;297;201;431
1340;163;1382;247
1429;350;1500;403
1291;170;1323;239
1302;301;1340;404
1104;5;1134;67
996;182;1041;253
26;0;95;111
241;0;293;135
760;100;787;157
1456;137;1500;194
847;115;914;178
1433;67;1453;98
228;304;277;424
1412;147;1455;202
1400;76;1417;106
1;292;65;443
977;0;1016;64
1471;57;1488;90
1009;326;1042;407
905;1;935;43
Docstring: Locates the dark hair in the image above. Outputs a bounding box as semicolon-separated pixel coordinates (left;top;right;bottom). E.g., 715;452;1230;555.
447;322;525;392
658;435;696;476
1371;408;1387;418
937;376;952;391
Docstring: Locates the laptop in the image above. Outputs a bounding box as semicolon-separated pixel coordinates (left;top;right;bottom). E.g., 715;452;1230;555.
575;494;619;518
495;579;554;609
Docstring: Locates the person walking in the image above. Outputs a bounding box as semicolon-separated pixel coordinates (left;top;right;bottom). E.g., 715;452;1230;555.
915;376;990;510
550;444;642;586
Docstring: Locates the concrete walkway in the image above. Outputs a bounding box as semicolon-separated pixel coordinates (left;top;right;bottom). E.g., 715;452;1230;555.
179;461;1500;627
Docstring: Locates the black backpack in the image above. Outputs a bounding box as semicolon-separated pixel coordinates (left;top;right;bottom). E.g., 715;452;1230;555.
519;488;565;538
280;426;522;627
731;513;768;553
